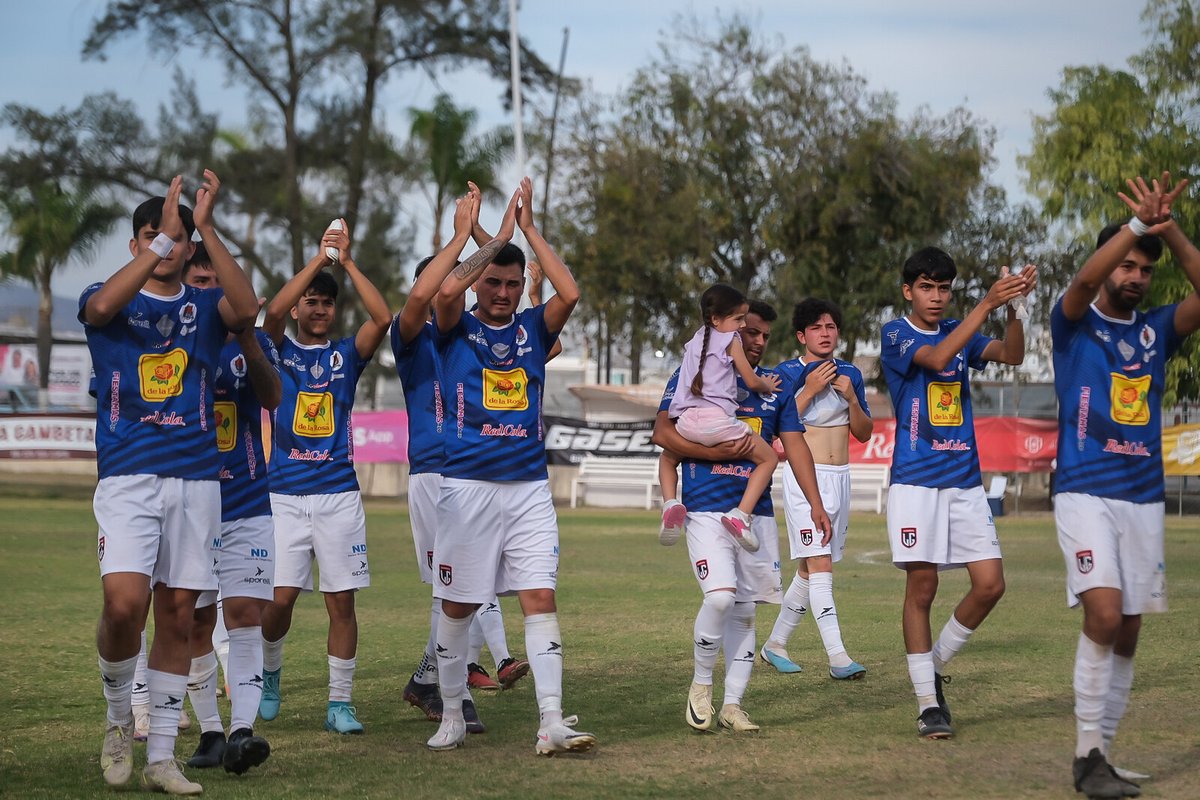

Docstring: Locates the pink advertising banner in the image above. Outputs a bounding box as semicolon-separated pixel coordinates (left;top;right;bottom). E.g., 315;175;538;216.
351;410;410;464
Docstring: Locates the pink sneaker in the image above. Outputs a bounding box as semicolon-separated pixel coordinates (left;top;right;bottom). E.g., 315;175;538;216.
660;500;687;546
720;512;759;552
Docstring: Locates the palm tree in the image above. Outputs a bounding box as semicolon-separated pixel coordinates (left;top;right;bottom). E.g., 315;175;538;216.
409;94;513;250
0;182;121;408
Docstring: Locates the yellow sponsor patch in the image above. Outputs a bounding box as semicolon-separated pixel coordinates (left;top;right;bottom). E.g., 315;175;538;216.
927;381;963;427
738;416;762;436
138;348;188;402
1110;372;1151;426
214;401;237;452
483;368;529;411
293;391;335;437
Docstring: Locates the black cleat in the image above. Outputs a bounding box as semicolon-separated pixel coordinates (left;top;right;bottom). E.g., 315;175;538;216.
403;674;443;721
186;730;227;768
934;673;952;723
223;727;270;775
916;707;954;740
463;699;486;734
1073;748;1141;798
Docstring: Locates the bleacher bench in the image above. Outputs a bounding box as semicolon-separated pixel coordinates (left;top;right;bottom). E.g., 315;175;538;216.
770;462;890;514
570;455;661;509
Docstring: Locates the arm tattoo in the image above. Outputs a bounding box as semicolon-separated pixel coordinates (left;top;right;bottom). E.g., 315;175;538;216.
452;238;504;282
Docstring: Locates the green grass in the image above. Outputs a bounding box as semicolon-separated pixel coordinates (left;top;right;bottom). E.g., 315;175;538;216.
1;496;1198;799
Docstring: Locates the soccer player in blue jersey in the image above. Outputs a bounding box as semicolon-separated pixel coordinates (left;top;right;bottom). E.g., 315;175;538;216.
761;299;872;679
653;300;831;733
424;178;596;755
1050;174;1200;798
880;247;1035;740
83;172;259;794
258;219;392;734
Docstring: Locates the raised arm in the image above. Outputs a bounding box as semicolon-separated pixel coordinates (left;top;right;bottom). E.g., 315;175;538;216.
831;372;874;443
729;336;781;395
238;328;281;411
1127;173;1200;336
396;191;477;344
193;169;257;333
980;265;1037;366
313;221;392;359
912;271;1030;372
434;188;519;333
515;177;579;334
263;249;329;345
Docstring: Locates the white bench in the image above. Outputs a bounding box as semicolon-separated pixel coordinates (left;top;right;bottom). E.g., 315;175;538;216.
770;462;890;514
570;456;661;509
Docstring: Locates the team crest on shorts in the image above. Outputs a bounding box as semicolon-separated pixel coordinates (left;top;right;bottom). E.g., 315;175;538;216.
439;564;453;586
426;550;434;570
901;527;917;548
695;559;709;580
97;536;105;562
800;529;813;546
1076;550;1094;574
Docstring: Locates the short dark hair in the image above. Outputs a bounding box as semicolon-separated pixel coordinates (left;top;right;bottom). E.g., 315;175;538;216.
746;299;777;323
902;246;957;286
792;298;842;332
132;196;195;239
182;241;211;280
493;243;526;270
1096;223;1163;262
304;270;339;301
413;256;436;281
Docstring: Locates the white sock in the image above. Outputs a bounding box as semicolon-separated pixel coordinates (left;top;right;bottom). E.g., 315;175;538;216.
262;633;286;672
415;599;439;685
131;631;149;708
525;613;564;727
1101;653;1133;753
906;651;938;713
1074;632;1114;757
932;615;974;673
99;653;138;726
186;651;224;734
477;598;511;667
693;591;734;683
467;616;485;665
146;669;187;764
328;655;356;703
226;626;263;732
722;602;756;706
436;613;472;717
767;574;810;650
809;572;852;668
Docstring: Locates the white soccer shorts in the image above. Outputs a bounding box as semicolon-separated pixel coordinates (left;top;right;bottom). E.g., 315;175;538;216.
886;483;1000;568
270;491;369;593
783;463;850;562
685;512;782;604
408;471;443;585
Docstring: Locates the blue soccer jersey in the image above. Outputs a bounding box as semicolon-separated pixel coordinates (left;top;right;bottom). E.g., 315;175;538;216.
880;317;991;489
1051;300;1181;503
214;331;279;521
269;335;369;495
391;319;446;476
660;364;802;516
437;305;558;481
79;284;228;480
775;357;871;428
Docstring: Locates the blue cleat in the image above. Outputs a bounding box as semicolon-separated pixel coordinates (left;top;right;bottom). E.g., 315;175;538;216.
325;701;364;734
759;645;802;674
259;668;281;721
829;661;868;680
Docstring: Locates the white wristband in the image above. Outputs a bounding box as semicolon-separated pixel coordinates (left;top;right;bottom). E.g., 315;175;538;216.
149;233;175;259
1128;216;1151;237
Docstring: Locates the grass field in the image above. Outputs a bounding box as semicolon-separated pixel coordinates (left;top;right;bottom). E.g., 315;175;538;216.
1;490;1198;799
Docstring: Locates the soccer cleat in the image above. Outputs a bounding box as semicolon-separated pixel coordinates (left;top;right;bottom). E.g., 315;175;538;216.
185;730;227;769
720;511;760;552
935;673;952;722
463;699;486;734
496;657;530;689
325;701;364;735
100;722;134;786
1073;748;1141;798
427;714;467;751
467;662;501;692
142;758;203;795
259;668;281;721
535;714;597;756
402;674;443;721
829;661;868;680
686;682;714;732
916;707;954;739
759;644;802;674
1112;766;1150;783
660;500;687;546
133;703;150;741
177;707;192;731
222;728;270;775
718;704;761;732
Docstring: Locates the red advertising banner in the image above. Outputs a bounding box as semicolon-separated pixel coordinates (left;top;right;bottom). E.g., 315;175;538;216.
849;417;1059;472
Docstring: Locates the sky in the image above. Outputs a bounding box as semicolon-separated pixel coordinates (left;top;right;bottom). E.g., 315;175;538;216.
1;0;1148;300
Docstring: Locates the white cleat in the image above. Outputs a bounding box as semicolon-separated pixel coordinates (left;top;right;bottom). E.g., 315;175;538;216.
427;714;467;751
535;715;597;756
718;703;761;732
1112;765;1151;782
142;758;202;795
101;722;134;785
686;682;714;731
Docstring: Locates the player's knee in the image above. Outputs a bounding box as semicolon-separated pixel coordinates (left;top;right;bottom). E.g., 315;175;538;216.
1085;605;1124;639
703;590;736;614
102;596;147;630
976;575;1005;606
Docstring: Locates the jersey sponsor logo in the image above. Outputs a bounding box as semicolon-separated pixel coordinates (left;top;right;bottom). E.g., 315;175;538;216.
127;312;150;329
899;338;915;355
287;447;330;461
1117;340;1135;362
480;423;528;437
138;348;188;402
491;342;511;359
710;464;751;478
900;527;917;548
931;438;971;452
1076;387;1091;451
219;467;233;479
1109;373;1151;426
439;563;452;585
139;410;186;426
482;368;529;411
1102;439;1151;457
1076;549;1094;574
155;314;175;338
293;391;335;437
927;382;962;426
800;529;813;546
695;559;709;580
215;402;237;452
738;415;763;435
909;399;920;450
